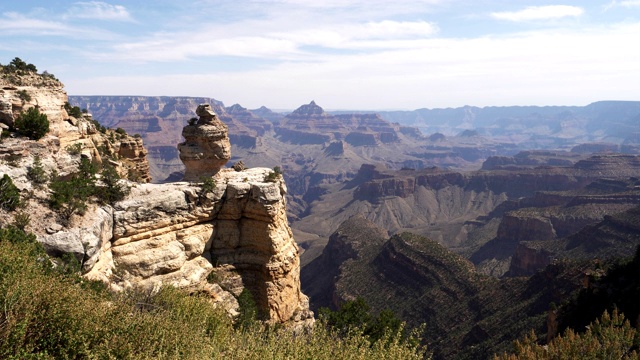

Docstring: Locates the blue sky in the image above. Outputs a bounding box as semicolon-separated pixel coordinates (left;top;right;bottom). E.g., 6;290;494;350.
1;1;639;110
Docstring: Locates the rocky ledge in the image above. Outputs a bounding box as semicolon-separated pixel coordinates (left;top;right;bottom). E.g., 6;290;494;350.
65;167;314;328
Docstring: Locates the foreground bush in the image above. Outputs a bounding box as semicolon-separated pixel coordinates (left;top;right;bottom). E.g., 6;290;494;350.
319;297;409;345
0;174;20;211
14;107;49;140
0;237;427;359
49;159;98;224
496;309;640;360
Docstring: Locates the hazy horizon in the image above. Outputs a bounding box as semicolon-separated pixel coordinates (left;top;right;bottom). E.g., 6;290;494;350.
69;95;638;113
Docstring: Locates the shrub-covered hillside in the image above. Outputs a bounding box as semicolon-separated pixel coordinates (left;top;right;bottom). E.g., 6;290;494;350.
0;230;427;359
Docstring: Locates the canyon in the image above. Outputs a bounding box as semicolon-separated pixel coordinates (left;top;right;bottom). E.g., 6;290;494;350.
68;94;640;275
65;94;640;359
3;68;640;359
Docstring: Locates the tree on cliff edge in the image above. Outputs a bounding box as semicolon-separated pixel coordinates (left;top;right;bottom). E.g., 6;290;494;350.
14;107;49;140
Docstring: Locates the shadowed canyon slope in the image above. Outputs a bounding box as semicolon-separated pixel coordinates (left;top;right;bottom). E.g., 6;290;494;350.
302;216;603;359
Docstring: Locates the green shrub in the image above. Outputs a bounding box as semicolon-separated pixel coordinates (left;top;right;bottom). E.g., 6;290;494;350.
16;89;31;102
198;176;216;203
318;297;407;346
2;57;37;74
41;70;57;80
0;225;37;244
0;174;20;211
9;57;37;72
96;144;110;157
0;237;427;359
54;252;83;276
66;142;83;155
48;159;97;225
14;107;49;140
265;166;283;182
90;119;106;133
319;298;372;334
64;102;83;118
12;211;30;231
235;288;259;330
96;163;130;205
26;155;47;186
497;309;639;359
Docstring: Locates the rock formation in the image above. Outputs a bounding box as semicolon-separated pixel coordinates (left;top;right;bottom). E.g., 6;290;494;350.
2;68;310;328
76;104;313;328
225;103;273;136
301;215;388;310
0;71;67;131
81;167;313;327
116;136;152;182
0;67;152;183
178;104;231;181
274;101;402;146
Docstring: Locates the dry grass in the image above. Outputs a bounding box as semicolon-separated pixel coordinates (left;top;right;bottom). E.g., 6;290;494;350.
0;239;427;360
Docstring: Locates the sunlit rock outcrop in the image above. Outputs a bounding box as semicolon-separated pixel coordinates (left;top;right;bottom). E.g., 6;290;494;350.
83;167;314;328
178;104;231;181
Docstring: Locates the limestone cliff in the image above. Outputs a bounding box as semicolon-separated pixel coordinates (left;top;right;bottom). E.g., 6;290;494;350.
82;167;313;327
0;65;152;183
55;102;312;327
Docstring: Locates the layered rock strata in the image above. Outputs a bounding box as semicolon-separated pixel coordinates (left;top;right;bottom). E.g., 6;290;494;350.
0;69;152;183
178;104;231;181
80;168;313;327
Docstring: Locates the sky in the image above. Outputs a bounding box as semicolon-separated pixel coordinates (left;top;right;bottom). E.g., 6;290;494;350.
0;1;639;110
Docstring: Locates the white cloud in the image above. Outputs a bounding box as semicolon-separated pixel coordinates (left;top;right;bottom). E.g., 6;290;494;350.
352;20;437;40
0;12;74;35
109;35;300;61
605;0;640;9
90;19;437;63
68;22;640;110
270;20;437;50
0;11;124;40
491;5;584;22
36;0;637;109
66;1;133;21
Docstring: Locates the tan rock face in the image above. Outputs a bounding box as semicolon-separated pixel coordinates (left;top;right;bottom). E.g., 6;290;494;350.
0;70;152;183
211;170;312;324
178;104;231;181
116;137;152;182
84;168;313;327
